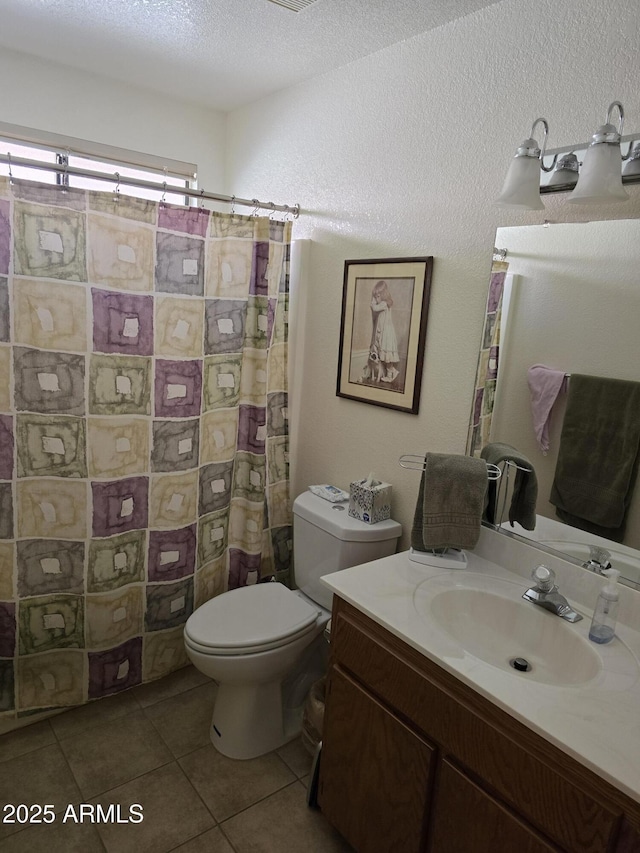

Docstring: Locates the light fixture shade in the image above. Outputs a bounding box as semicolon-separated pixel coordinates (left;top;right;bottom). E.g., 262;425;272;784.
568;138;629;204
547;152;579;187
622;142;640;177
496;153;544;210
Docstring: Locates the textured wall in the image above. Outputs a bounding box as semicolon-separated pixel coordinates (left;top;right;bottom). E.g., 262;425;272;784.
226;0;640;549
0;47;226;191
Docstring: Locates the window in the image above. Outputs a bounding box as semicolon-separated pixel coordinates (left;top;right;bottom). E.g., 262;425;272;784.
0;140;57;184
0;134;194;206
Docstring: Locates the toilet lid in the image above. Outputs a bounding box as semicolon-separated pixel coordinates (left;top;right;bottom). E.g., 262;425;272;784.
184;582;321;652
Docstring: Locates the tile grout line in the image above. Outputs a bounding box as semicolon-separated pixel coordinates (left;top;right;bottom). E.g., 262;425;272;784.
0;738;108;852
48;687;213;802
48;691;142;745
81;752;177;802
1;675;315;851
45;670;212;746
0;716;56;762
276;745;314;780
2;749;310;851
142;708;214;762
216;777;303;826
172;742;302;826
273;745;307;778
165;779;306;853
138;683;220;758
53;712;144;753
2;668;210;753
168;760;223;843
87;758;206;853
217;820;243;853
52;707;176;802
164;822;242;853
54;717;109;852
134;676;215;714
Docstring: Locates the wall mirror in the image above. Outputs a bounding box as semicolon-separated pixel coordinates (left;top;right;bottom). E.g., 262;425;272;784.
472;215;640;589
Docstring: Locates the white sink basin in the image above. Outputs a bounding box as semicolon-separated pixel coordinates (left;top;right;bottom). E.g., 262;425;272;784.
413;573;601;686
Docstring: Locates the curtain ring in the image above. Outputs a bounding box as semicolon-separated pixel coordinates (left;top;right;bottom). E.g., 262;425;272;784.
230;195;236;215
198;188;205;215
160;167;168;207
60;150;69;193
114;171;121;201
252;199;260;217
6;151;13;184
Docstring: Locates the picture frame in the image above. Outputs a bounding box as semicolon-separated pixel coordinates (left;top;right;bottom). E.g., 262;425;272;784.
336;256;433;414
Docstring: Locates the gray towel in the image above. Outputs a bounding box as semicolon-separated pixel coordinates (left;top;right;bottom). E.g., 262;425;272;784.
411;453;488;551
550;374;640;541
481;442;538;531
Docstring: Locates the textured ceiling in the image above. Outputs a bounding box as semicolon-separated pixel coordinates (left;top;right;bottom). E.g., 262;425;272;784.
0;0;499;111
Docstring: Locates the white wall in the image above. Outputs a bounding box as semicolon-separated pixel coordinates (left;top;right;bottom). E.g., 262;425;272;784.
0;47;226;191
226;0;640;549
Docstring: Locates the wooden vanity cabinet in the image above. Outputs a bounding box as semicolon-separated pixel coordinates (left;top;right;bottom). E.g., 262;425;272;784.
318;597;640;853
319;666;435;852
430;759;558;852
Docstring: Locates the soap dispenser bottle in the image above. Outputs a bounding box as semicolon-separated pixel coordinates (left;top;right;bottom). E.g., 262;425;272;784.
588;568;620;644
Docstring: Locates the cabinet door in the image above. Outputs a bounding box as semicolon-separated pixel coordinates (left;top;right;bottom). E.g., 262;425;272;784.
430;759;559;853
319;665;435;853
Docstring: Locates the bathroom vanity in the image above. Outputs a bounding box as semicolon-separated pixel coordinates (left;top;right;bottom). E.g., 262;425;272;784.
317;530;640;852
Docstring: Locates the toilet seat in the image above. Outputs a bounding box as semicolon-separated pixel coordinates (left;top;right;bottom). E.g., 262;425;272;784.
184;582;321;656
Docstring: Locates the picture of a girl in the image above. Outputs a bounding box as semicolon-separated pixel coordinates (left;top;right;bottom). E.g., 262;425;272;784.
369;279;399;383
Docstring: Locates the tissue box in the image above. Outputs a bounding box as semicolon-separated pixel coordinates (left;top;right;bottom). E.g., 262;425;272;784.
348;479;392;524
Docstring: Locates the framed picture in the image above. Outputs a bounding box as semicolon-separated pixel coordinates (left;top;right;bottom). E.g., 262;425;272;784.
336;257;433;414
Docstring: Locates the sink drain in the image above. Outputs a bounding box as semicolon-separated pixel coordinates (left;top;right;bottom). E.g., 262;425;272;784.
510;657;532;672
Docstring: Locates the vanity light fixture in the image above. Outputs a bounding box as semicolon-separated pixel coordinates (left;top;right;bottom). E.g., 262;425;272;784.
568;102;629;204
497;102;638;210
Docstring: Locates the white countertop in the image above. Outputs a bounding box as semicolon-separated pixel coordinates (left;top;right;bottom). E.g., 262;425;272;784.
321;528;640;804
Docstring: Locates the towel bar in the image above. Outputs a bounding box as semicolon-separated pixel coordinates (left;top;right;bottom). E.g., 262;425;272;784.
494;459;533;528
399;454;502;480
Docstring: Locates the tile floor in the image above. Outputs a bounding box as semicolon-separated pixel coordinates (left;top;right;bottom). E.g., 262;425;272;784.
0;666;351;853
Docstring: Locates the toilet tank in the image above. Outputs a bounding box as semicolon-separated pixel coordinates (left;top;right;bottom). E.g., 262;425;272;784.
292;491;402;611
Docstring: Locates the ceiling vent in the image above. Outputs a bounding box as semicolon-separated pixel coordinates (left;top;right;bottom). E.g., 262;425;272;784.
268;0;319;11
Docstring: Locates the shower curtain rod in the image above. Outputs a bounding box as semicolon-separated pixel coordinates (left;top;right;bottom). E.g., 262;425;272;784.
0;152;300;218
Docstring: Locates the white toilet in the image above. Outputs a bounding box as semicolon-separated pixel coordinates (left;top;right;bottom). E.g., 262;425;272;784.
184;491;401;760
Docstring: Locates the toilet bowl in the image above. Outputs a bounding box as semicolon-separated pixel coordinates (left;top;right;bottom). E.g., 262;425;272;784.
184;490;402;760
184;582;329;760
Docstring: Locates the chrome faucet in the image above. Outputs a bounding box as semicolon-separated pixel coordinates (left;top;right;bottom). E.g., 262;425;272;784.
582;545;612;575
522;565;583;623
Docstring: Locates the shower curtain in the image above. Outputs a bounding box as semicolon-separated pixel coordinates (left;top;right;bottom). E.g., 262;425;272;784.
0;176;292;720
466;259;508;457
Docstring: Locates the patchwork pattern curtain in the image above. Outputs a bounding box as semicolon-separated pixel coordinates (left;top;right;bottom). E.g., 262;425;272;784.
466;260;508;457
0;176;292;720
